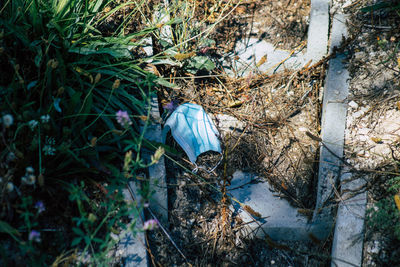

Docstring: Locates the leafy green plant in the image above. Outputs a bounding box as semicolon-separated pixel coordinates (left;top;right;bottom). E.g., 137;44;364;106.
0;0;162;178
361;1;400;13
0;0;169;265
367;196;400;240
149;0;241;75
0;0;241;265
367;173;400;241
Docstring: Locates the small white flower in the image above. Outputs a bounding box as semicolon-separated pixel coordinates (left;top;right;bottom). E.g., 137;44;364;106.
26;166;35;174
21;175;36;185
43;136;56;156
40;115;50;123
28;120;38;130
42;145;56;156
2;114;14;128
6;182;14;192
45;136;56;145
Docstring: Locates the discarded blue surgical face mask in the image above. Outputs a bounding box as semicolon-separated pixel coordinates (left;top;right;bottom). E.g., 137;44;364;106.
162;103;222;163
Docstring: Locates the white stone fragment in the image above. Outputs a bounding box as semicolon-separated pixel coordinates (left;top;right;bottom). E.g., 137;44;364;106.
359;135;367;142
358;128;370;135
348;100;359;109
353;110;364;118
215;114;245;135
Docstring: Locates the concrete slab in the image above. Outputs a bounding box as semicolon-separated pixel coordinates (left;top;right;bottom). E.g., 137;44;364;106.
328;9;367;267
228;171;329;241
223;0;330;78
306;0;330;63
331;171;366;267
117;4;171;264
143;96;168;224
226;38;305;77
312;7;350;236
140;4;169;224
118;182;147;267
118;229;147;267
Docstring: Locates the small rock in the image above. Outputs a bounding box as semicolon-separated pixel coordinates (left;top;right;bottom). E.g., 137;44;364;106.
359;135;367;142
371;144;392;157
116;249;124;256
216;114;245;135
371;240;380;254
179;180;186;188
353;111;364;118
348;100;359;109
358;128;370;135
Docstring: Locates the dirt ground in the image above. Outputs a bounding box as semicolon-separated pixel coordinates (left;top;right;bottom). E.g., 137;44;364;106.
147;0;336;266
149;0;400;266
159;0;318;210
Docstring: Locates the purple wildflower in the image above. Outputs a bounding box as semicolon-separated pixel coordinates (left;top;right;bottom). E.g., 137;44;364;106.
35;201;45;214
29;230;41;242
116;110;132;128
163;100;178;112
143;219;158;231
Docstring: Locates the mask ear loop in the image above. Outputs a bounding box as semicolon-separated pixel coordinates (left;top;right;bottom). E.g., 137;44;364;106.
192;164;199;173
191;153;223;174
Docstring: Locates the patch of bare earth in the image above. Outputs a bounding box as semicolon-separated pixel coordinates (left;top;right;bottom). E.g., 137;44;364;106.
144;0;343;265
147;0;335;265
197;0;311;55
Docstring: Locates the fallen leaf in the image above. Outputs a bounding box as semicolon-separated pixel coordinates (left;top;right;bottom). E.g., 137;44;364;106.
228;100;243;108
90;137;97;147
281;182;288;190
256;55;268;67
206;88;213;96
394;194;400;211
235;6;246;14
139;115;148;122
174;52;195;61
244;205;261;218
371;137;382;143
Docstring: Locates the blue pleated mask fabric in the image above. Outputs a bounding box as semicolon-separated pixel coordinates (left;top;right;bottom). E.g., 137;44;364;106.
162;103;222;163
